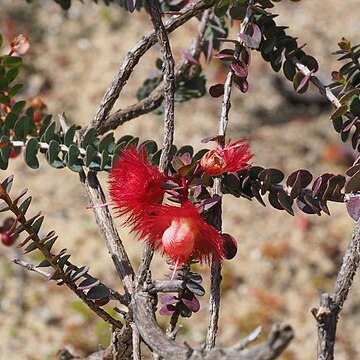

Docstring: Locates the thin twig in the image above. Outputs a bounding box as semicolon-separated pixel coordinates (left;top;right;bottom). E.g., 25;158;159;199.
149;279;184;293
90;0;213;134
59;113;135;296
289;56;342;108
100;9;212;134
311;218;360;360
205;0;256;350
80;169;135;296
131;323;141;360
13;258;55;279
147;0;176;173
137;0;178;288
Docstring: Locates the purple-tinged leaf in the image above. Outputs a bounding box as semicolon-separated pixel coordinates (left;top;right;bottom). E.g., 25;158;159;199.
127;0;136;12
300;55;319;73
330;105;348;120
251;181;266;206
159;304;176;316
345;170;360;193
159;295;179;305
234;76;249;93
231;61;248;78
342;116;358;132
251;23;262;47
240;48;251;66
269;191;284;211
319;200;330;216
312;174;333;198
323;175;345;200
303;195;321;216
294;70;313;93
278;190;294;216
181;51;199;65
346;196;360;221
213;49;234;61
193;185;202;198
203;194;221;211
182;295;200;312
201;134;223;144
169;0;186;5
297;197;317;215
287;170;313;188
209;84;225;98
258;168;284;194
222;233;238;260
346;164;360;177
238;23;262;49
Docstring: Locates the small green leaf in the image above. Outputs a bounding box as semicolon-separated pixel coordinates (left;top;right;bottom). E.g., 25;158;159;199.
0;135;11;163
2;56;23;68
349;96;360;117
25;138;39;169
23;241;38;254
42;122;57;143
283;59;296;81
67;144;82;172
5;68;19;84
86;283;110;300
4;112;18;129
11;101;26;115
8;83;23;97
98;132;115;153
46;140;60;164
64;124;77;147
2;174;14;193
82;128;97;148
18;196;32;216
32;216;44;234
100;150;111;170
85;145;96;167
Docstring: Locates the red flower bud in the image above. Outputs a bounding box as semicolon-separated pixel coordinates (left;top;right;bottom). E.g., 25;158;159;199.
1;232;16;246
200;138;252;176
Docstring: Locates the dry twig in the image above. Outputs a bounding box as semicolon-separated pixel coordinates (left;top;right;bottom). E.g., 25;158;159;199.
205;0;256;350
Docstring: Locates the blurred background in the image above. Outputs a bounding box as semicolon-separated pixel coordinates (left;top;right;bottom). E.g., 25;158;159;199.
0;1;359;359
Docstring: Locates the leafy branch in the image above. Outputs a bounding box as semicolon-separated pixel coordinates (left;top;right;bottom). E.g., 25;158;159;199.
0;175;124;328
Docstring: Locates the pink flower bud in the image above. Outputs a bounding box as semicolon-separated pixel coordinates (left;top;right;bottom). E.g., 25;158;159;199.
10;34;30;55
162;218;196;264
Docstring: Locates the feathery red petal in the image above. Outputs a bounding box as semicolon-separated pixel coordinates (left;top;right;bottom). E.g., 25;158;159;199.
108;146;165;225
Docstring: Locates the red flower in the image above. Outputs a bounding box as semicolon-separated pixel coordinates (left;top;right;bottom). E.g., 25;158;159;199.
200;138;252;176
134;201;225;265
109;147;166;225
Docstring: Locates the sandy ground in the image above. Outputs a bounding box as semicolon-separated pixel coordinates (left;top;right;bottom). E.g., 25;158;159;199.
0;1;360;359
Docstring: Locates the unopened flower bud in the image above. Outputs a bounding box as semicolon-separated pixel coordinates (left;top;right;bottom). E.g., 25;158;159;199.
162;218;196;264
